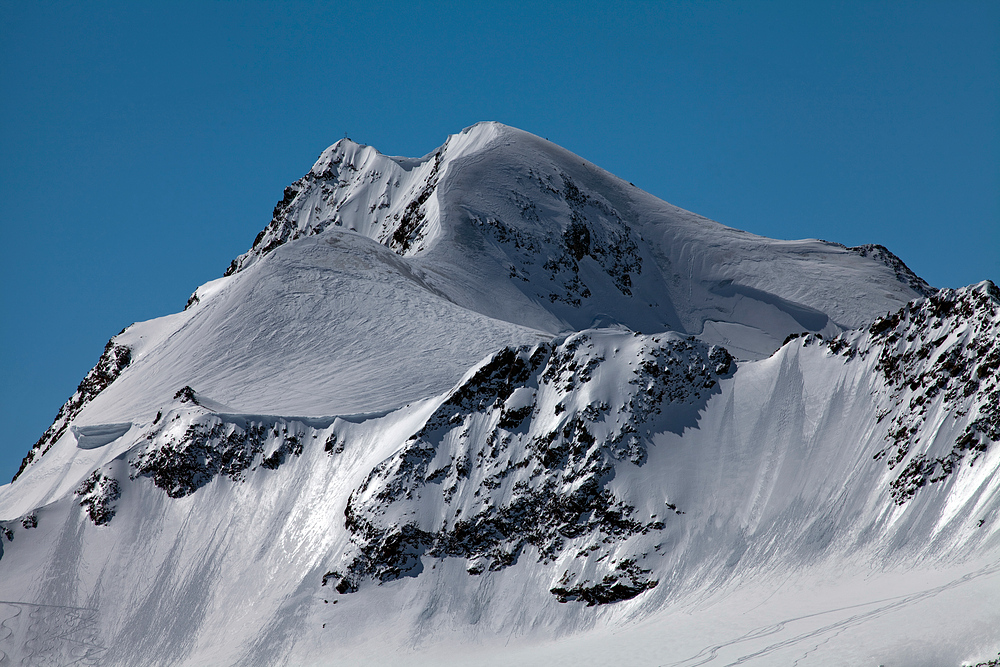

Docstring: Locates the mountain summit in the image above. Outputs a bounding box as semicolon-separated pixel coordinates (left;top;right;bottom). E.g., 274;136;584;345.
1;124;995;666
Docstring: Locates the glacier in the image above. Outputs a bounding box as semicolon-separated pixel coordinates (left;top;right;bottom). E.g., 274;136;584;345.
0;122;996;666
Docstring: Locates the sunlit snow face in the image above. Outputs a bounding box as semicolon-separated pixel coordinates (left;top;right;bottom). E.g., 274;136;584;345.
2;124;994;667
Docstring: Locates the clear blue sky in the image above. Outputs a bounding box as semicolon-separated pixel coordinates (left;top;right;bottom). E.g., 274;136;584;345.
2;1;998;483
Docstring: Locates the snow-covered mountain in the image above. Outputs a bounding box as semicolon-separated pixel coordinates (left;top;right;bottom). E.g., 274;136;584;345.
1;122;996;666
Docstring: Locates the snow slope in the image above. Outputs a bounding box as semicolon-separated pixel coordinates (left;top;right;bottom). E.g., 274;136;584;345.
1;123;995;666
228;121;931;352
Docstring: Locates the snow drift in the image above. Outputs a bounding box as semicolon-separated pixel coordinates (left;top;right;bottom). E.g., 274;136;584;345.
1;123;996;666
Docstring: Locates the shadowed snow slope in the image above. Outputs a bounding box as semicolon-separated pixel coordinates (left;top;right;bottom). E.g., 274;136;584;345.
1;124;995;667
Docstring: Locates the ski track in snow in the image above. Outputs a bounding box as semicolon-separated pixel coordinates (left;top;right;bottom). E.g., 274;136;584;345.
0;601;105;666
0;604;18;665
663;559;1000;667
1;122;995;664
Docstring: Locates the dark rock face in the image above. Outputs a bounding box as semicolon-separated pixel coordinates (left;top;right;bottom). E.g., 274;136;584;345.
226;167;335;275
225;143;444;276
226;181;311;276
969;652;1000;667
64;389;329;526
326;332;732;603
388;152;440;254
173;385;198;404
474;171;643;309
822;282;999;504
550;559;658;605
130;413;307;499
76;470;121;526
132;421;271;498
14;340;132;482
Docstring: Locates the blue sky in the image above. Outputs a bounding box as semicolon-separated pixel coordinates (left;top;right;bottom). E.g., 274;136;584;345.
1;1;998;483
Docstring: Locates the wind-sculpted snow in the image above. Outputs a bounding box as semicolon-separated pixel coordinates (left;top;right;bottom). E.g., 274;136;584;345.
9;122;937;491
217;122;930;354
325;331;732;603
222;123;487;273
3;123;998;666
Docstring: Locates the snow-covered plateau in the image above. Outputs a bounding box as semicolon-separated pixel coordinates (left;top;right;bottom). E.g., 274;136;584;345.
1;122;997;666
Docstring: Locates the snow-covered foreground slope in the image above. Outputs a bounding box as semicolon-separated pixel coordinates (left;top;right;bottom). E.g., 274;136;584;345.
1;123;996;666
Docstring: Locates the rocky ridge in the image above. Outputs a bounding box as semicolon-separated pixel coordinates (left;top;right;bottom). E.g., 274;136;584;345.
69;387;331;526
55;330;734;608
1;123;996;665
13;339;131;482
794;281;1000;505
325;330;732;603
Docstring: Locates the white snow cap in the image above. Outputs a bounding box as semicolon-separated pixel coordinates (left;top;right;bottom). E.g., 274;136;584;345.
3;123;993;667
